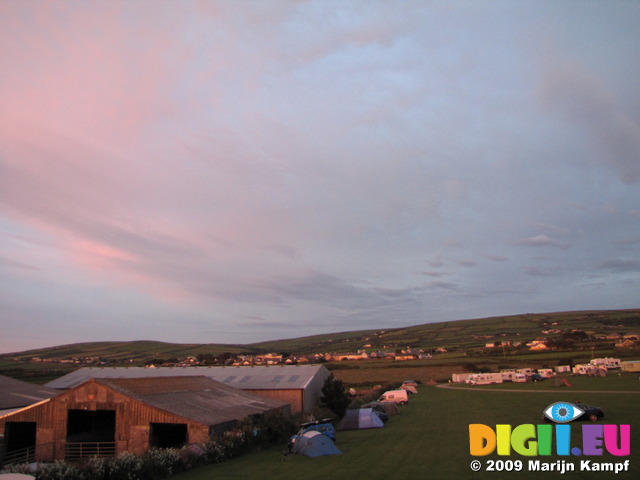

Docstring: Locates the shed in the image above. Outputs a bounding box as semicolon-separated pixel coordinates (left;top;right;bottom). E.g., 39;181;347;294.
0;376;288;464
45;365;330;414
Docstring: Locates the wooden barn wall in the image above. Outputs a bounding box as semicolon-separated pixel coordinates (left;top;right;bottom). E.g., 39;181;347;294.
0;380;210;461
244;389;303;414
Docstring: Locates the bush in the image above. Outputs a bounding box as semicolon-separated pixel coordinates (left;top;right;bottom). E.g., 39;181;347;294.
103;452;143;480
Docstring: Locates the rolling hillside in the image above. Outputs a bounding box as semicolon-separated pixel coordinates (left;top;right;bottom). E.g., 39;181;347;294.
3;309;638;362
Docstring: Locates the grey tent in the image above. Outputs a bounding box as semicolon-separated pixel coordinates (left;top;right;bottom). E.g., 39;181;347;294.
337;408;384;431
290;430;341;457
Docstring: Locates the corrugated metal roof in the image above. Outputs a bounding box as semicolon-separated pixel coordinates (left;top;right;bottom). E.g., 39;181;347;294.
96;376;288;426
0;374;59;410
46;365;328;390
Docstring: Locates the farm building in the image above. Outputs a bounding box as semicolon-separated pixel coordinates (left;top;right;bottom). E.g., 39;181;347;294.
0;375;58;417
45;365;330;414
0;376;289;464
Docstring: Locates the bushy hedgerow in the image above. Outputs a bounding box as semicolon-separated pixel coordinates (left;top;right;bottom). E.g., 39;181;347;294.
4;411;298;480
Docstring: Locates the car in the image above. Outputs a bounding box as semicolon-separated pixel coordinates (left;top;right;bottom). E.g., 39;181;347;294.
371;409;389;422
576;403;605;422
288;419;336;447
542;403;604;422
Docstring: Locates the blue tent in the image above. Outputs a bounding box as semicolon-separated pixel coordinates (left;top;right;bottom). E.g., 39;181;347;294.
291;430;342;457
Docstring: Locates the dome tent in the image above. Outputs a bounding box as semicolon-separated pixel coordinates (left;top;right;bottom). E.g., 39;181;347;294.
290;430;341;457
337;408;384;430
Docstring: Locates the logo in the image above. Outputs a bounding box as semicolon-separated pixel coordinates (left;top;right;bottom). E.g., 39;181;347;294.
543;402;584;423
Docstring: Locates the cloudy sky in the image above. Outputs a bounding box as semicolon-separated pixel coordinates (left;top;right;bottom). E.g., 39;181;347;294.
1;1;639;353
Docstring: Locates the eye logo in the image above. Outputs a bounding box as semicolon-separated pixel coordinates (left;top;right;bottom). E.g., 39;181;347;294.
544;402;585;423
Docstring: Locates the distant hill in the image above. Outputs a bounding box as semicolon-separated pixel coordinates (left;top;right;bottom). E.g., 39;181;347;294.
2;309;639;365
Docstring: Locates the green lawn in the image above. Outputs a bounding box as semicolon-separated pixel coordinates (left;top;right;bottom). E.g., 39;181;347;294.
174;376;639;480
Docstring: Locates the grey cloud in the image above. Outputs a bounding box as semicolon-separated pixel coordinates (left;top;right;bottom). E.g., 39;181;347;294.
512;235;571;249
597;259;640;273
538;61;640;184
0;256;38;270
427;281;460;291
484;254;509;262
522;266;563;277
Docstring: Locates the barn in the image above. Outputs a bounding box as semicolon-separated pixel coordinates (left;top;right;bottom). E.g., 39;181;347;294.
0;376;289;464
0;375;58;417
46;365;331;414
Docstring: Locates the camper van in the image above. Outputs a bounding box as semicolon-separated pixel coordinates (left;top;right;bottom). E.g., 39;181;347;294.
378;389;409;404
516;368;534;377
465;373;503;385
554;365;571;374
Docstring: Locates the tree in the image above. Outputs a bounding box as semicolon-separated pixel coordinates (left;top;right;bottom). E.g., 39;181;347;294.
320;374;351;419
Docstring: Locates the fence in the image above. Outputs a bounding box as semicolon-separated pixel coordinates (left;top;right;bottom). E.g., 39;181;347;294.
64;442;117;461
1;445;36;466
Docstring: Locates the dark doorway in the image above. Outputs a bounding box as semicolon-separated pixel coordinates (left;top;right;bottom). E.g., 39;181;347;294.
5;422;36;452
149;423;188;448
66;410;116;442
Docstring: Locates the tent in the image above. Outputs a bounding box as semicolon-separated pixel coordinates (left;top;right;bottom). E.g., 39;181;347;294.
337;408;385;431
291;430;341;457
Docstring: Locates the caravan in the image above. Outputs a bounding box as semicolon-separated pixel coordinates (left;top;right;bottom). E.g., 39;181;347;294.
573;364;607;376
590;357;621;369
500;371;526;382
451;373;474;383
465;373;503;385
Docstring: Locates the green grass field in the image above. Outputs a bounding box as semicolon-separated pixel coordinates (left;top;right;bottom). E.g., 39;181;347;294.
174;374;639;480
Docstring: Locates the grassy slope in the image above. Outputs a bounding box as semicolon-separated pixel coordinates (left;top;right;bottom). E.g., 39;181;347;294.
174;374;640;480
2;309;639;364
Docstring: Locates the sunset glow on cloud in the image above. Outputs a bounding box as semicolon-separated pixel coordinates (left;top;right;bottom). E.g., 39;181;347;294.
1;1;638;352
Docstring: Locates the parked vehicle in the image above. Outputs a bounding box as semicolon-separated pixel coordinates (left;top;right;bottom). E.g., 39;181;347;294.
378;389;409;404
465;373;503;385
543;403;604;422
289;419;336;446
401;384;418;394
512;373;527;383
451;373;474;383
500;371;526;382
577;404;605;421
573;364;607;376
590;357;621;369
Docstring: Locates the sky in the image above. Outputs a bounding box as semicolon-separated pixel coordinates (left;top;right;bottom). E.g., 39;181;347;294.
1;0;639;354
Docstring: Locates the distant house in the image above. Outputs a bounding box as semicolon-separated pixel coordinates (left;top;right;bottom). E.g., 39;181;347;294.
0;376;288;464
45;365;330;414
526;339;548;350
615;339;637;348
